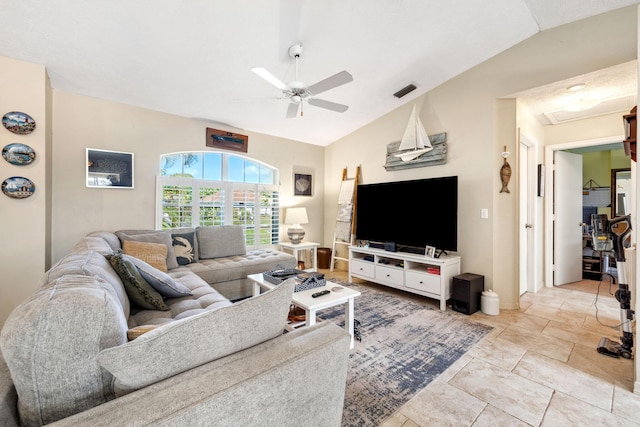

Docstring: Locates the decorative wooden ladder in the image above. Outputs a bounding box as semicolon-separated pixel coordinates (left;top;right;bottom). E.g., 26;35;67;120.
330;166;360;271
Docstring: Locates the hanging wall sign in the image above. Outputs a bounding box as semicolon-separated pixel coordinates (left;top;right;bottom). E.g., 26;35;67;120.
206;128;248;153
384;132;447;171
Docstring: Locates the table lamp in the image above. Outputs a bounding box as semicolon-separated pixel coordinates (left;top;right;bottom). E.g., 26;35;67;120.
285;207;308;244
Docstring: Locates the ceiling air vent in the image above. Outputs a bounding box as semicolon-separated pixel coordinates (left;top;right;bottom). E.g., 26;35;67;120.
393;84;417;99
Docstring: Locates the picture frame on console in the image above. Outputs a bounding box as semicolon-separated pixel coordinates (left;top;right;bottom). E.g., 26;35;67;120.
425;245;436;258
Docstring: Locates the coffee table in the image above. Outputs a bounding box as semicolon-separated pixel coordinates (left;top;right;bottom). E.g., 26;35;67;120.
247;273;361;349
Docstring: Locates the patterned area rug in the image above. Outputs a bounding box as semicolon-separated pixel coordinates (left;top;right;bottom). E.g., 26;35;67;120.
319;281;493;426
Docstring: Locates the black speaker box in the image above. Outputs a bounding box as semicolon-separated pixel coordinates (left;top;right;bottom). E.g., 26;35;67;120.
451;273;484;315
384;242;397;252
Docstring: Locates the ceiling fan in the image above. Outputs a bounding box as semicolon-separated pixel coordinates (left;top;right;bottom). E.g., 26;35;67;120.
251;44;353;118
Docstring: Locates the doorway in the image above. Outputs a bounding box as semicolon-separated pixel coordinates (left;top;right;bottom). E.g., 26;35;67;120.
544;136;630;289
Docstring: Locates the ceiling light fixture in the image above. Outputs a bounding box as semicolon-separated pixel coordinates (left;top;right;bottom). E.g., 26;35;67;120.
566;83;586;92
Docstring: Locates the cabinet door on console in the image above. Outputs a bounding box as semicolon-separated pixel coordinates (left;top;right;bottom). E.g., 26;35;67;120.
406;271;440;294
375;265;404;286
351;259;375;279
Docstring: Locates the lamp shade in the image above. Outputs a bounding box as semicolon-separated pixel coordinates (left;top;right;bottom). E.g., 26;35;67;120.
285;207;308;225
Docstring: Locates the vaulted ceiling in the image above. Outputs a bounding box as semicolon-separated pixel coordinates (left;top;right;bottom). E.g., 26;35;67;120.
0;1;638;146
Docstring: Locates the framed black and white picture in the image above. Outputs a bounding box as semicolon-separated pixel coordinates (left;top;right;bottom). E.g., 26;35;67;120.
294;173;312;196
425;245;436;258
87;148;134;189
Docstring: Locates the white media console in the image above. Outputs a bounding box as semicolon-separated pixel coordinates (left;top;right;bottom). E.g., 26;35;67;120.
349;245;461;311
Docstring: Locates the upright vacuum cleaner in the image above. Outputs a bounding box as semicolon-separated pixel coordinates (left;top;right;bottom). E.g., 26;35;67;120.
591;214;635;359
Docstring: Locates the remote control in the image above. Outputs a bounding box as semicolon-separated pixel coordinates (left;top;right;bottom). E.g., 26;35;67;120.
312;290;330;298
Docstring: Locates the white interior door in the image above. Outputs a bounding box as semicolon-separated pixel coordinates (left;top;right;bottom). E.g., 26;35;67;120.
554;150;583;285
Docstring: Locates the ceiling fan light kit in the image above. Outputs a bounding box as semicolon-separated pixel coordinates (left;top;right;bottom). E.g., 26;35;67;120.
252;44;353;118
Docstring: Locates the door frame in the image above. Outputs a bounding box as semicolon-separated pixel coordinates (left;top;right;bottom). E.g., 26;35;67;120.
544;134;625;288
519;132;536;294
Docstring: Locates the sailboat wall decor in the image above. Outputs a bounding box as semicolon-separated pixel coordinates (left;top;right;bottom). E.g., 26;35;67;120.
384;105;447;171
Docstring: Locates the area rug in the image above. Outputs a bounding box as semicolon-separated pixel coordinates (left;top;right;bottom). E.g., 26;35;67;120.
319;281;493;427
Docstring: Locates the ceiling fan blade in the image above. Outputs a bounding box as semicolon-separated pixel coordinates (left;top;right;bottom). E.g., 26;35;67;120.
286;102;300;118
308;98;349;113
251;67;288;91
307;70;353;96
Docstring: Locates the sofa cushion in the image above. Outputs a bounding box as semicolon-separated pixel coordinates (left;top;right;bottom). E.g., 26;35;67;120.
172;231;197;265
38;250;130;317
116;230;179;270
0;275;128;427
86;231;122;251
197;225;246;259
122;240;169;272
173;248;298;285
97;278;295;394
126;270;232;328
68;235;114;255
107;251;169;311
128;255;192;298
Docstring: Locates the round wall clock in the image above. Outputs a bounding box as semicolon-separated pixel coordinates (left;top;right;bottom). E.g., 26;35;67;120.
2;176;35;199
2;111;36;135
2;143;36;165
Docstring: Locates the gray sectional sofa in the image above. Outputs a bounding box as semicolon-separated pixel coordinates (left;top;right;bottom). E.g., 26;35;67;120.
0;227;350;426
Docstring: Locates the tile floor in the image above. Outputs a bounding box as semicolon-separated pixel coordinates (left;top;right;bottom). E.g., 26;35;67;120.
322;270;640;426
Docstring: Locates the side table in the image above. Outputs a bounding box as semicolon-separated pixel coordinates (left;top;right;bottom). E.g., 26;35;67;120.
279;241;319;272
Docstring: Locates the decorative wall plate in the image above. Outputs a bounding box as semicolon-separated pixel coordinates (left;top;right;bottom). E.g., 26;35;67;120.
1;176;35;199
2;143;36;165
2;111;36;135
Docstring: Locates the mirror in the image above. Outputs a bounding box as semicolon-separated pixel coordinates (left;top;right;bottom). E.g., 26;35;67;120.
611;168;631;217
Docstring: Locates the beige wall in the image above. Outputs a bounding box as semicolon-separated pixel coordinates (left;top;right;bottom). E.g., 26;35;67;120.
545;112;626;145
0;57;50;327
51;91;325;264
324;7;637;309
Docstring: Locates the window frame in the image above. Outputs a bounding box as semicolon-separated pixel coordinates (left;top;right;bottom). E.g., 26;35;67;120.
157;151;280;249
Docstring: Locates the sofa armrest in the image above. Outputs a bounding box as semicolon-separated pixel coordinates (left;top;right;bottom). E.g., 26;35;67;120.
0;353;19;427
50;322;350;427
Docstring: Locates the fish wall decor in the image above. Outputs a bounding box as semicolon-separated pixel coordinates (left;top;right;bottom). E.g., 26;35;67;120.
500;146;511;193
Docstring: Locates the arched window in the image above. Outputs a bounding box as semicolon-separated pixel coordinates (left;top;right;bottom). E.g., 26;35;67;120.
157;151;280;249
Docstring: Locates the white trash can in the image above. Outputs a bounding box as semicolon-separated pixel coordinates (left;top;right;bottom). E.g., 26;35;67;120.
481;290;500;315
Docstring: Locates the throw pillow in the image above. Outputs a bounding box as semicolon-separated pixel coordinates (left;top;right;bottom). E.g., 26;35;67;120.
97;278;295;394
127;324;160;341
122;240;168;272
127;254;192;298
196;225;246;259
172;231;197;265
116;230;179;270
107;251;169;311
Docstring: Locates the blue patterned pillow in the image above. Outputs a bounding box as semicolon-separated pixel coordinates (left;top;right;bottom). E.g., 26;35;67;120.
127;254;192;298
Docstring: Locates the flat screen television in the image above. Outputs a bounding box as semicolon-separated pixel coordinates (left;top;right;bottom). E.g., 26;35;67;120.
355;176;458;252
